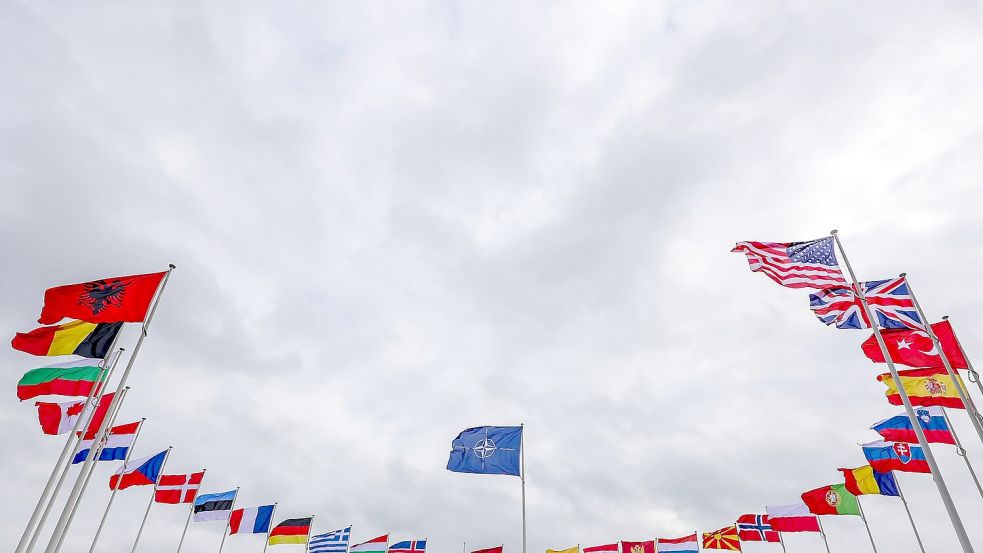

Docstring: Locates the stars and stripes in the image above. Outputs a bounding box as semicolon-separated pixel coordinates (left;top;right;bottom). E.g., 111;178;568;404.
732;237;846;289
309;527;352;553
809;277;924;330
390;540;427;553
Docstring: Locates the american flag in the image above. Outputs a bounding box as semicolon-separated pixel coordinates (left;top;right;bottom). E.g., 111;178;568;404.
389;541;426;553
809;277;924;330
732;237;846;289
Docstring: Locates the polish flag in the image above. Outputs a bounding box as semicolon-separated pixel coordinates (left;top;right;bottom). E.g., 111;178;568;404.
765;503;821;532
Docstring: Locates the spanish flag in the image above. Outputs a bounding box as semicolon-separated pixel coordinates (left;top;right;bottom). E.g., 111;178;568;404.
11;321;122;358
877;367;967;408
268;517;313;545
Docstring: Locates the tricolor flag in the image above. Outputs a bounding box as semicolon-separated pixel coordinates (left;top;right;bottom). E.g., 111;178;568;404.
862;440;931;473
309;526;352;553
352;535;390;553
73;421;139;464
268;517;314;545
838;465;899;497
109;450;168;490
229;505;275;534
872;406;954;444
657;534;698;552
194;490;237;522
390;541;427;553
38;271;167;324
17;355;115;400
36;392;114;436
583;545;617;553
765;503;820;532
11;320;122;358
155;471;205;504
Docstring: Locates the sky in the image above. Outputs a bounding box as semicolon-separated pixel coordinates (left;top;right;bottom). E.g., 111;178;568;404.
3;1;983;553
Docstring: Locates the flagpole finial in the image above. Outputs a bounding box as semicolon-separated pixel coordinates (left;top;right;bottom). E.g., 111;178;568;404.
169;264;177;269
830;229;838;235
943;315;949;319
900;272;907;277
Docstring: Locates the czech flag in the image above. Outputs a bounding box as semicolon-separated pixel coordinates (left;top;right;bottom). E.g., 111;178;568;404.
109;449;168;490
862;441;931;473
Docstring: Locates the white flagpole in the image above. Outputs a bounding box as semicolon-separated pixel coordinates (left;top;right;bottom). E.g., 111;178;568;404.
217;487;241;553
830;231;974;552
816;517;832;553
87;417;147;553
520;423;526;553
174;468;207;553
942;315;983;400
130;446;173;553
856;498;878;553
260;502;278;553
776;532;787;553
940;407;983;498
304;515;316;553
894;476;926;553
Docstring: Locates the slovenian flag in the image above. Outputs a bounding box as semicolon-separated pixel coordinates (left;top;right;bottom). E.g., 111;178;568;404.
871;406;955;444
229;505;275;534
72;421;140;464
109;449;168;490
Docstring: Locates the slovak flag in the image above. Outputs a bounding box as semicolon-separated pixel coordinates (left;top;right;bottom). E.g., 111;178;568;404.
109;449;168;490
862;441;931;473
72;421;140;464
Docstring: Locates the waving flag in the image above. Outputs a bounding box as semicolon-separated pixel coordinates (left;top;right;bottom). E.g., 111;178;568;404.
194;490;237;521
12;320;122;358
736;515;779;542
872;406;955;444
657;534;698;552
863;441;931;473
309;527;352;553
229;505;275;534
765;503;820;532
17;355;115;399
109;450;168;490
351;534;389;553
155;471;204;503
702;526;740;551
38;271;166;324
878;368;966;408
583;544;618;553
621;541;654;553
810;277;923;330
801;484;860;515
731;238;845;289
391;541;426;553
838;465;899;496
73;421;139;464
269;517;313;545
447;426;522;476
862;321;967;368
36;392;114;436
547;547;577;553
471;548;503;553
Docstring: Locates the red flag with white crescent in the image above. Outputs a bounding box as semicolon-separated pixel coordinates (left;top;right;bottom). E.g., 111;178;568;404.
861;321;967;369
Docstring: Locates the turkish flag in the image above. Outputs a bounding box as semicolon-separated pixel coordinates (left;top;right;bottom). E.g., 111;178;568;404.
861;321;967;369
39;271;166;325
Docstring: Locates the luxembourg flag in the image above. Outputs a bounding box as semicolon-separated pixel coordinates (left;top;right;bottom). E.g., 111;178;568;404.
109;449;168;490
656;534;698;553
72;421;140;464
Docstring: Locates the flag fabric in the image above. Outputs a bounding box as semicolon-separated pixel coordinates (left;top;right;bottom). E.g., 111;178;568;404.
309;527;352;553
765;503;820;532
838;465;899;497
877;368;966;408
194;489;237;521
809;277;924;330
735;515;779;542
17;355;114;399
72;421;139;464
801;484;860;515
546;547;577;553
656;534;698;552
229;505;275;534
268;517;314;545
109;450;168;490
391;541;427;553
351;535;390;553
583;544;618;553
863;440;931;473
447;425;522;476
36;392;114;436
38;271;166;324
471;548;503;553
871;406;955;444
702;526;740;551
621;542;655;553
12;320;122;358
731;238;846;289
155;471;205;504
861;321;967;369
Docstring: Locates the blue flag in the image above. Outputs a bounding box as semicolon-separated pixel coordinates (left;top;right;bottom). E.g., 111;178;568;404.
446;425;522;476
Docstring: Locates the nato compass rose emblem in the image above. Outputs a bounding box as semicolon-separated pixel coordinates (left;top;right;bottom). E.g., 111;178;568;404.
893;442;913;464
465;428;517;470
79;278;128;315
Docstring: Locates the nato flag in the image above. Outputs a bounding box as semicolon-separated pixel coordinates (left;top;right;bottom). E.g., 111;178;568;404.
446;425;522;476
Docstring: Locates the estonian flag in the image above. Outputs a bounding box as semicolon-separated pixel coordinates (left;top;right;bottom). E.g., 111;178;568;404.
194;490;237;522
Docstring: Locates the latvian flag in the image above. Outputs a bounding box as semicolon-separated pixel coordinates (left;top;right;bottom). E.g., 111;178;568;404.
155;471;205;504
230;505;275;534
72;421;140;464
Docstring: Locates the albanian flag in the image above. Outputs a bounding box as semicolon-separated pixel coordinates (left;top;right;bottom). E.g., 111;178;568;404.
861;321;967;369
39;271;166;325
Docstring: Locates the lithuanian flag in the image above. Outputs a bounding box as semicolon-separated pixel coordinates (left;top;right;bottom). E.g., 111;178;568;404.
17;357;111;400
11;321;121;358
268;517;313;545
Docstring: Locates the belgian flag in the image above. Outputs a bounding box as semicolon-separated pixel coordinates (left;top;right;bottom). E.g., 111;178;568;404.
11;320;122;358
268;517;313;545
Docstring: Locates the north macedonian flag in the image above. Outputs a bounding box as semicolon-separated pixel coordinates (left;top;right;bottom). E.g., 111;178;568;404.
12;321;122;358
39;271;166;325
268;517;313;545
701;526;740;551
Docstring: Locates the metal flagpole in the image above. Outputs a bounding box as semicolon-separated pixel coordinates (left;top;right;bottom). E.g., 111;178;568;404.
174;468;207;553
941;407;983;498
894;476;926;553
777;532;787;553
260;502;278;553
520;423;526;553
304;515;316;553
856;499;878;553
44;264;176;553
88;418;147;553
130;446;173;553
216;487;240;553
830;231;974;553
816;517;832;553
942;315;983;420
16;344;123;553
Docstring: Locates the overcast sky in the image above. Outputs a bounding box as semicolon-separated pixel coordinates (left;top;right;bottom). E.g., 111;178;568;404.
4;2;983;553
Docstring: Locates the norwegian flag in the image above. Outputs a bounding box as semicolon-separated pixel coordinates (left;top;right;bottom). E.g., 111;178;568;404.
736;514;780;543
809;277;924;330
732;237;847;289
154;471;205;504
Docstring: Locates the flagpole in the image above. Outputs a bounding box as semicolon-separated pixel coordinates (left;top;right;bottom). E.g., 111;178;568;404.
16;345;123;553
816;517;832;553
830;231;974;553
217;487;240;553
175;468;207;553
44;264;176;553
520;422;527;553
855;498;878;553
940;407;983;498
130;446;173;553
903;275;983;447
88;417;146;553
261;502;278;553
776;532;787;553
943;315;983;401
894;476;926;553
304;515;316;553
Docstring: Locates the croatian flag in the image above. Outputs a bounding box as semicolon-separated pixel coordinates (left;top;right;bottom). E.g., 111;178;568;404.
656;534;698;552
72;421;140;464
109;449;168;490
229;505;275;534
871;407;955;445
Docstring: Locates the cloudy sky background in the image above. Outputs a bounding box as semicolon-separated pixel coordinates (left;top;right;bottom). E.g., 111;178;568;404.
3;2;983;552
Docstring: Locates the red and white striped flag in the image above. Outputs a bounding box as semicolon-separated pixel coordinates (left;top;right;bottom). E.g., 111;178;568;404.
732;237;846;289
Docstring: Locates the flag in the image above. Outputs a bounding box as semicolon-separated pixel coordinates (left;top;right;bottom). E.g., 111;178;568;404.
838;465;899;497
871;406;955;444
735;515;779;542
809;277;924;330
765;503;820;532
447;426;522;476
155;471;204;504
309;527;352;553
36;392;114;436
583;544;618;553
702;526;740;551
621;540;655;553
109;450;168;490
38;271;166;324
391;541;427;553
547;547;577;553
801;484;860;515
877;368;966;408
731;238;846;289
351;535;390;553
229;505;275;534
863;440;931;473
657;534;698;552
12;320;122;358
73;420;139;464
17;355;114;399
861;321;967;368
269;518;314;545
471;548;503;553
193;490;237;521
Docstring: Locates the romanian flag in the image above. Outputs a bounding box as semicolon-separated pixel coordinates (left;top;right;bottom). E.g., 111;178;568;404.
838;465;899;496
701;526;740;551
11;321;121;358
877;368;967;408
17;356;113;400
268;517;313;545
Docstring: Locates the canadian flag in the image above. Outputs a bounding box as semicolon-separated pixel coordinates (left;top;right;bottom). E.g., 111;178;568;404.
35;392;115;436
155;471;205;504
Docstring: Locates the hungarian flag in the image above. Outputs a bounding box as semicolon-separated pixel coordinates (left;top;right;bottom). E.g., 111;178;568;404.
765;503;820;532
268;517;314;545
109;450;168;490
701;526;740;551
36;392;114;436
12;321;121;358
351;535;389;553
877;368;967;408
155;471;205;503
838;465;899;496
862;321;967;369
621;541;655;553
801;484;860;515
17;356;112;400
735;515;779;542
38;271;166;325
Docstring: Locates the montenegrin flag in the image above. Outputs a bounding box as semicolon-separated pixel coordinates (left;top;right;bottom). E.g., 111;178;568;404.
621;540;655;553
17;357;111;400
801;484;860;515
38;271;166;324
877;368;967;408
12;320;121;358
268;517;314;545
351;535;389;553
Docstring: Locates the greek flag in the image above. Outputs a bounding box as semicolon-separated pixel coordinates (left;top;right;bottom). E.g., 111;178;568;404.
310;526;352;553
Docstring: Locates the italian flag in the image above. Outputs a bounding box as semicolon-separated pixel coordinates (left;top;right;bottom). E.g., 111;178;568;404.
351;535;389;553
17;358;108;400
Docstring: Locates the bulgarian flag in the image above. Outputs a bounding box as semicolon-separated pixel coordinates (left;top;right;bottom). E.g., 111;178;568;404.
351;535;389;553
17;356;113;400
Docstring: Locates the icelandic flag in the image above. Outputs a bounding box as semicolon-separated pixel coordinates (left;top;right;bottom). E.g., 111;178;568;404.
109;449;168;490
72;421;140;464
871;406;955;445
229;505;275;534
447;426;522;476
390;541;427;553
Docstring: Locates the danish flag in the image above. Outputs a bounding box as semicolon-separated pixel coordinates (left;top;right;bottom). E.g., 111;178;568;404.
155;471;205;504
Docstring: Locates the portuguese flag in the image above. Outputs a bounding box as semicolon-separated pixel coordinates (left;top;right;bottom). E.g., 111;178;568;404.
17;358;110;400
801;483;860;516
11;321;122;358
268;517;313;545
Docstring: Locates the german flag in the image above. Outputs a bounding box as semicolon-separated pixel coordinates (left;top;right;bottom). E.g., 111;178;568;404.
268;517;313;545
11;321;122;358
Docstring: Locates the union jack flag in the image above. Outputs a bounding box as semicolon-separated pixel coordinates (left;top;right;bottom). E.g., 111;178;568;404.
732;237;846;289
809;277;924;330
389;541;426;553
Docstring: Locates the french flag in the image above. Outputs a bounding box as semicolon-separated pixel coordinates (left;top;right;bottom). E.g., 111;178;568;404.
657;534;698;552
871;407;955;445
109;449;168;490
72;421;140;464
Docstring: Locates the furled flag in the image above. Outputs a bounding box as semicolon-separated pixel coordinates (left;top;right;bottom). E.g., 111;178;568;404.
861;321;967;369
863;441;931;473
194;490;237;522
736;515;779;542
12;320;122;358
38;271;166;324
73;421;139;464
809;277;924;330
801;484;860;515
447;426;522;476
872;406;955;444
838;465;899;497
269;518;314;545
621;541;655;553
17;354;116;399
702;526;740;551
731;237;846;289
351;535;390;553
765;503;820;532
656;534;698;553
309;527;352;553
583;544;618;553
229;505;275;534
547;547;577;553
877;368;966;408
155;471;204;504
109;450;168;490
471;548;503;553
391;541;427;553
36;392;114;436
